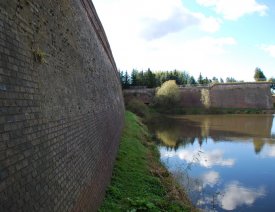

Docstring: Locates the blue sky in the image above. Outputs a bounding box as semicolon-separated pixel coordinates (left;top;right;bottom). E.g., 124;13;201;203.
93;0;275;81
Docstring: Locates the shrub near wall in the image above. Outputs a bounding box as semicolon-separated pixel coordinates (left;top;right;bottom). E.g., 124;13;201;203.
0;0;124;211
154;80;180;109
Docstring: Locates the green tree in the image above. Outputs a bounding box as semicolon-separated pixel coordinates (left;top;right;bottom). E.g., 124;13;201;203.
212;77;219;84
188;76;197;85
131;69;138;86
154;80;180;108
198;73;204;85
226;77;237;83
144;68;156;88
123;71;130;89
203;77;211;85
254;67;266;81
268;77;275;93
178;71;190;85
119;70;124;87
136;70;145;86
171;69;180;84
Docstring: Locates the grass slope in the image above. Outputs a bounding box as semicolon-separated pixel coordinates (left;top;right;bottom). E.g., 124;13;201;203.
99;111;193;211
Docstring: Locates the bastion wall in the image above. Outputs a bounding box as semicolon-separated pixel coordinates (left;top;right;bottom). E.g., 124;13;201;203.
124;83;273;109
210;83;273;109
0;0;124;211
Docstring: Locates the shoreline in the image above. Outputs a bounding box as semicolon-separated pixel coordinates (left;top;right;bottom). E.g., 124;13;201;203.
152;107;275;115
100;111;197;211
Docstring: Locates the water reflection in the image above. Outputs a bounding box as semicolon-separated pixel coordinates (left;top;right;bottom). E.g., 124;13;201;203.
194;181;266;211
149;114;275;211
261;144;275;158
150;114;275;154
161;147;235;168
218;182;265;211
201;171;220;188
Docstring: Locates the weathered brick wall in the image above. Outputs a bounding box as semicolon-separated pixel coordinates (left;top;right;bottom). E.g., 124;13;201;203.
123;87;203;107
123;83;273;109
210;83;273;109
179;87;204;108
0;0;124;211
123;89;155;105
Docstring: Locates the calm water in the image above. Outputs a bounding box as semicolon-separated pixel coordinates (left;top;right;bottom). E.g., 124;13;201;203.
148;114;275;212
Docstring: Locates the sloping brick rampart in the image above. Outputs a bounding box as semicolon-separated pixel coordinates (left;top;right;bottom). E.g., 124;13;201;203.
124;83;273;109
210;83;273;109
123;89;155;104
178;87;205;108
0;0;124;211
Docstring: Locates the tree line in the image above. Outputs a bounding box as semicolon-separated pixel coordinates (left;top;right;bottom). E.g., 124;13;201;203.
120;67;274;90
119;69;240;89
254;67;275;93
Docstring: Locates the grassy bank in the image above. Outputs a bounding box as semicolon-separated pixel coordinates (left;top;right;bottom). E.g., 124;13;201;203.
100;111;194;211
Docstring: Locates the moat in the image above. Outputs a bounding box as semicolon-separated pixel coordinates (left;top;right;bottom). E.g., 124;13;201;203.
149;114;275;211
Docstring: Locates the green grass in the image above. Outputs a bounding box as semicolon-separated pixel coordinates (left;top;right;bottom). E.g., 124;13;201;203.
99;111;193;212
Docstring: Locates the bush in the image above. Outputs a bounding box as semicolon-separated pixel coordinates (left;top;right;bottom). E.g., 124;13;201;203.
154;80;180;109
126;98;149;118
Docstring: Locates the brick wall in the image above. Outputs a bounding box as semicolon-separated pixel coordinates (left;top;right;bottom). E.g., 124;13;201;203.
123;89;155;105
123;87;203;107
123;83;273;109
0;0;124;211
210;83;273;109
179;87;204;108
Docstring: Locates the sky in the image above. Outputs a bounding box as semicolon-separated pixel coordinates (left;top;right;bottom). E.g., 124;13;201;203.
93;0;275;81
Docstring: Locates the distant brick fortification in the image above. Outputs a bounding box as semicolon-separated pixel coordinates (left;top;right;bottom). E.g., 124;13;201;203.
209;82;273;109
123;88;155;104
0;0;124;211
124;82;273;109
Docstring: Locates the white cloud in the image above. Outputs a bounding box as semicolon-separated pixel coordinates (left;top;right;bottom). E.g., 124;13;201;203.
93;0;272;81
162;148;235;168
218;182;265;210
121;35;237;79
196;0;268;20
198;15;222;33
93;0;237;79
201;171;220;187
94;0;221;42
260;45;275;58
141;8;200;40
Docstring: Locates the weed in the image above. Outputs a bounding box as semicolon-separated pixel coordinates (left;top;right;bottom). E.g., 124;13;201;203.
32;47;48;64
127;197;157;211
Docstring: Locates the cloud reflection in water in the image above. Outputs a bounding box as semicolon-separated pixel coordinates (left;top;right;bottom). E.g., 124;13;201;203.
202;171;220;187
262;144;275;158
162;148;235;168
218;182;265;211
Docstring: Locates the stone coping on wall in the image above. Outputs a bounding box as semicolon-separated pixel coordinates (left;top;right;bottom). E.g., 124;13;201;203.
80;0;117;71
210;81;272;87
123;88;156;93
